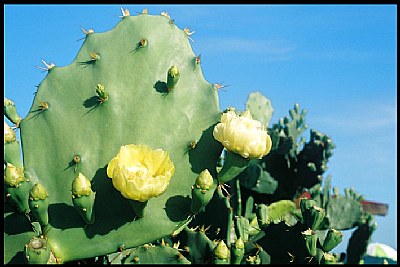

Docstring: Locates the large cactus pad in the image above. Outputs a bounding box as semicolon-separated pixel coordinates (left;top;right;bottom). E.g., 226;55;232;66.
5;12;223;263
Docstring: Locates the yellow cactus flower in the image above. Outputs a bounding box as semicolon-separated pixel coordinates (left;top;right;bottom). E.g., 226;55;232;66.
213;110;272;159
107;144;175;202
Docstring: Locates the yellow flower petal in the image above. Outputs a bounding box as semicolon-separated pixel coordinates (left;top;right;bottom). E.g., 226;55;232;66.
106;144;175;202
213;110;272;159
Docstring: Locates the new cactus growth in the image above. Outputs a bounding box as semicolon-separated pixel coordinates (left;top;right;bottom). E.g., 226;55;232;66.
71;172;96;225
213;240;230;264
4;7;384;265
190;169;216;214
166;65;180;91
4;98;22;127
29;183;50;227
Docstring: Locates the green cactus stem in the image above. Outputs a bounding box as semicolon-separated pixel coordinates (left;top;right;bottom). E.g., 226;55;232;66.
4;98;22;126
4;121;23;169
302;229;318;257
166;65;180;91
71;172;95;225
300;199;325;230
217;150;249;184
128;199;148;218
24;236;51;264
255;203;269;227
234;216;250;243
231;237;245;264
4;163;32;213
29;183;50;227
4;121;16;143
322;228;343;252
190;169;216;214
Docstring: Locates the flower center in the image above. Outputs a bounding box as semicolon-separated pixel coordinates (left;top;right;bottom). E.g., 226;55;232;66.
126;163;149;180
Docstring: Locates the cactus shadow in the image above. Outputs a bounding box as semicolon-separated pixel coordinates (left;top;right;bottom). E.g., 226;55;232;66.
5;251;25;264
83;165;136;238
48;203;87;229
164;195;192;222
154;80;169;94
77;60;96;68
188;124;224;175
4;211;33;235
83;96;101;114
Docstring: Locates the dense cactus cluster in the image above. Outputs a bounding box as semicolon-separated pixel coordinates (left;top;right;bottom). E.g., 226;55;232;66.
4;7;382;264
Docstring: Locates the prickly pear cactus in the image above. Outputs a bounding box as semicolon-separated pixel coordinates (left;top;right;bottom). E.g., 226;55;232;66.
4;10;223;263
5;8;382;265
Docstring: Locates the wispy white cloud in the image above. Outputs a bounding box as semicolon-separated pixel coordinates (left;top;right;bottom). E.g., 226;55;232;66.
196;37;297;61
310;101;397;134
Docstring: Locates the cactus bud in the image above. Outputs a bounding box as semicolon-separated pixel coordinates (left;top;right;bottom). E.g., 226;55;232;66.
71;172;95;225
195;169;214;191
213;240;230;262
4;98;22;126
29;183;49;201
4;163;25;187
166;65;180;91
4;165;31;213
190;169;216;214
302;229;318;256
4;121;16;143
24;236;51;264
322;229;343;252
72;172;92;197
29;183;50;227
231;237;245;264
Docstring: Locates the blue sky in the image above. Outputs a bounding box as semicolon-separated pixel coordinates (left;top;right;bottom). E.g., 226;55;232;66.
4;4;397;254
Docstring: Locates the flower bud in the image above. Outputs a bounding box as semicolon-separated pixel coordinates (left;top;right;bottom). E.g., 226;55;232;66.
213;240;229;260
234;236;245;250
231;237;245;264
29;183;50;226
71;173;95;224
29;183;49;201
166;65;180;91
4;163;25;187
72;172;92;197
190;169;216;214
4;121;16;143
195;169;214;191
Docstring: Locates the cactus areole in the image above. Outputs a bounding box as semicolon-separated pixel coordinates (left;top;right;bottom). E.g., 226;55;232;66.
10;12;222;263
